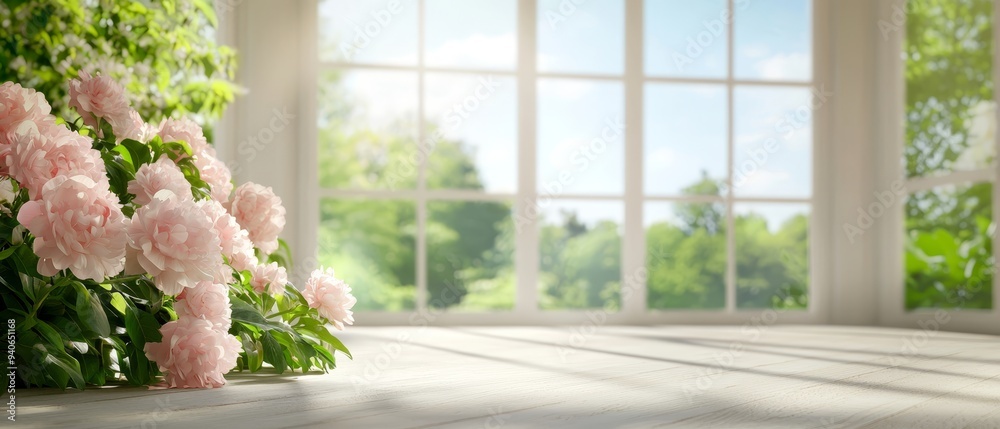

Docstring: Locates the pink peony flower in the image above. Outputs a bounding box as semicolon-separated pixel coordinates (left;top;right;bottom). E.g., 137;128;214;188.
6;122;108;199
303;268;356;330
228;183;286;255
0;81;51;134
128;155;192;205
126;190;224;296
68;71;131;130
144;317;242;388
195;146;233;202
111;109;156;143
174;281;233;331
229;235;259;273
16;175;127;281
249;262;288;296
0;82;54;177
199;199;248;260
157;117;209;154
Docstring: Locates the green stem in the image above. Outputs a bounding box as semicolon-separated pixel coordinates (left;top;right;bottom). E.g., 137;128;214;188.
105;274;144;284
266;308;298;320
28;287;54;320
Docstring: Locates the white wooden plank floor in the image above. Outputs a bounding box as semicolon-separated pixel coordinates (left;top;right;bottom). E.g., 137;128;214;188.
16;325;1000;428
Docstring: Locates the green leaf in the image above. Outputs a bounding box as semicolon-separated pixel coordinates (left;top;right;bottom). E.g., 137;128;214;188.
124;305;162;348
238;332;263;372
109;292;128;315
121;138;153;168
74;283;111;338
260;331;286;374
230;297;269;327
0;245;18;261
33;320;63;348
41;345;86;390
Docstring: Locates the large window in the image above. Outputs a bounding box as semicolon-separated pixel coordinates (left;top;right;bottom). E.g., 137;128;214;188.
310;0;816;320
903;0;995;310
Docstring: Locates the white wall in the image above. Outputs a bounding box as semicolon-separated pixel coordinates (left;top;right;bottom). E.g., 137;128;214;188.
216;0;305;279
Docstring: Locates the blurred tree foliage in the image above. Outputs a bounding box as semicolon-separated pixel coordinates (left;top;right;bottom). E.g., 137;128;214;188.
904;0;995;309
315;67;810;311
0;0;239;132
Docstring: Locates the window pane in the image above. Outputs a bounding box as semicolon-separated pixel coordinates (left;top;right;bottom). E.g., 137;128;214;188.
644;0;728;78
734;0;811;81
539;200;622;310
645;83;727;196
319;199;416;311
735;203;809;309
425;0;517;70
733;86;813;198
537;79;625;195
905;0;994;178
646;202;726;309
427;201;515;311
537;0;624;74
318;69;418;190
425;73;517;192
906;183;994;310
318;0;418;65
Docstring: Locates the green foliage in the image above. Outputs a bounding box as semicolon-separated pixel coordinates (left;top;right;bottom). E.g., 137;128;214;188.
904;0;995;309
0;0;239;131
228;269;346;374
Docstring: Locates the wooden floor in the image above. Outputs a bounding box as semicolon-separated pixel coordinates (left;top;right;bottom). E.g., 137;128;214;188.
17;325;1000;428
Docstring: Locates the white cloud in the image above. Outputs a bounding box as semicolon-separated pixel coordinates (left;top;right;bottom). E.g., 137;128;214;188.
425;33;516;69
754;52;810;81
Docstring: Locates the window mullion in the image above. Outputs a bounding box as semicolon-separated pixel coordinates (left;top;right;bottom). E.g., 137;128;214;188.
725;0;737;313
416;0;428;313
622;0;646;317
515;0;539;315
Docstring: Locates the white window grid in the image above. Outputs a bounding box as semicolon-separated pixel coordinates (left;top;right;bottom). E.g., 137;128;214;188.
298;0;832;325
875;0;1000;332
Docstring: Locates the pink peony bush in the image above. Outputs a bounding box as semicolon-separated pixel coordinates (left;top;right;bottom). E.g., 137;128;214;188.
1;76;354;390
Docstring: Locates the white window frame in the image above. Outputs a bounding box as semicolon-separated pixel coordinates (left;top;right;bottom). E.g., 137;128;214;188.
876;0;1000;334
295;0;834;325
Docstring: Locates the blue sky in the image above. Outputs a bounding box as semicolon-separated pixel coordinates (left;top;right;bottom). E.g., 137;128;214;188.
318;0;812;231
